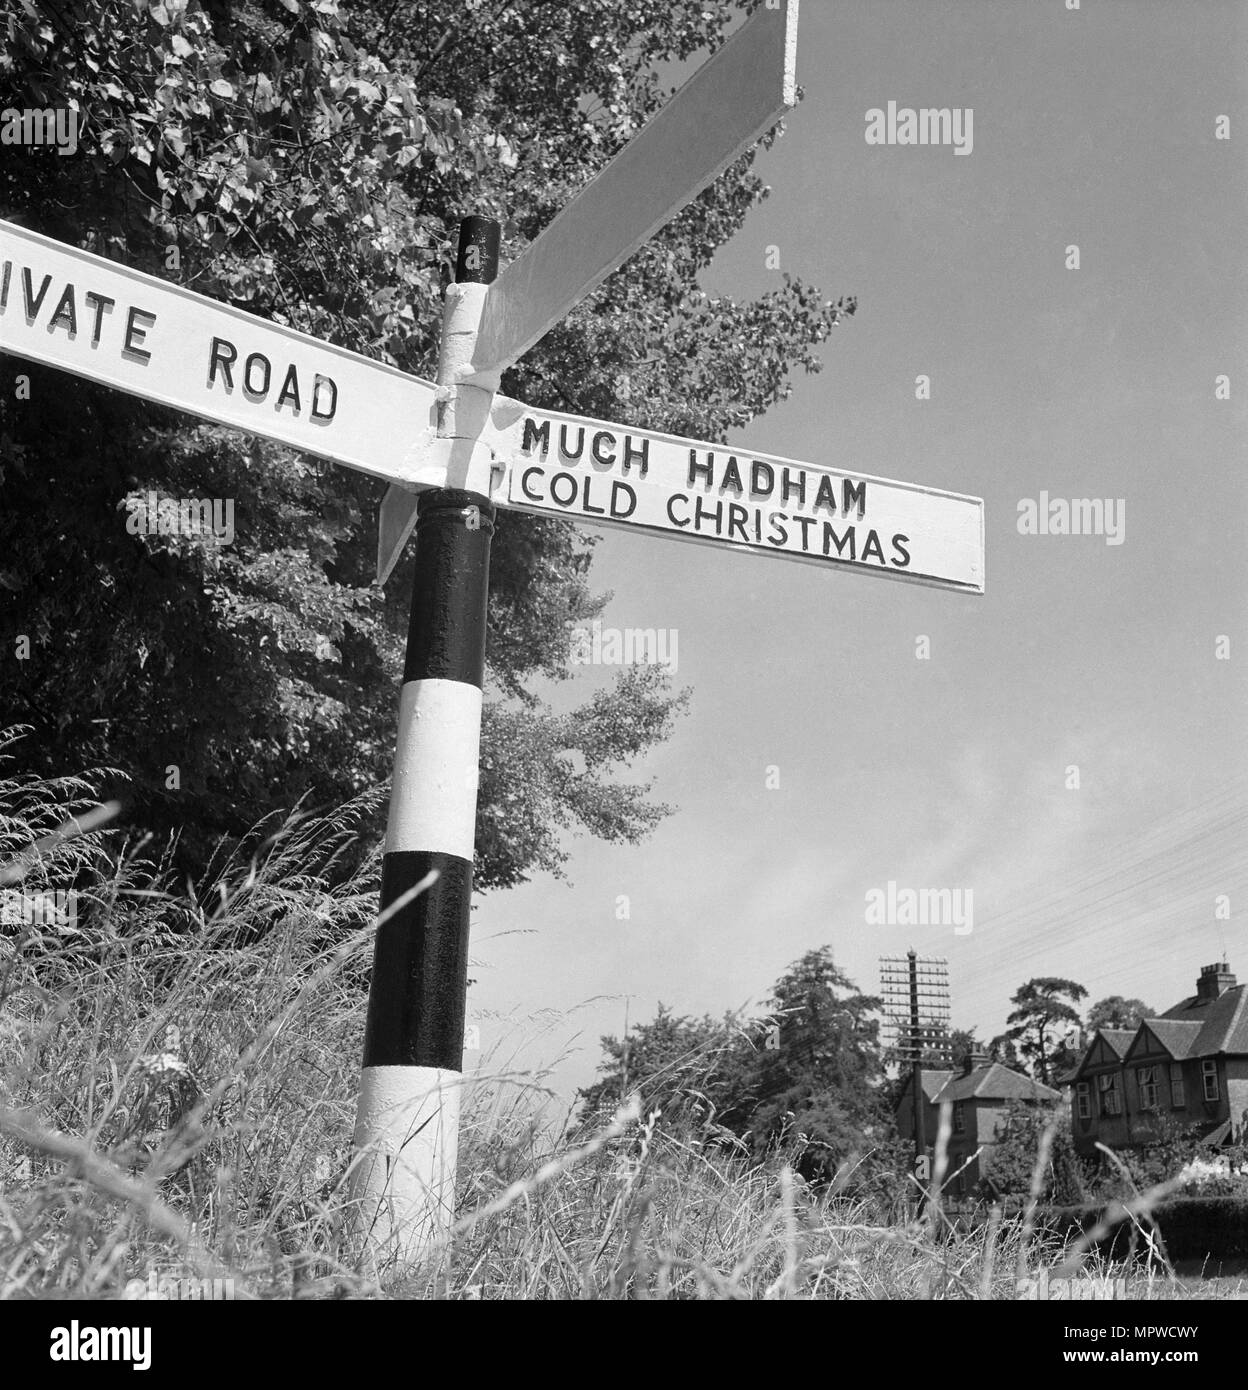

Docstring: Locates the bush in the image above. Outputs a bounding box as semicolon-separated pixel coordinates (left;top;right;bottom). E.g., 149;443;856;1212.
1042;1197;1248;1262
975;1100;1086;1205
1155;1197;1248;1260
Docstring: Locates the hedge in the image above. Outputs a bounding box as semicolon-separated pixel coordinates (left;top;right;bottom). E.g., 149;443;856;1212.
1040;1196;1248;1261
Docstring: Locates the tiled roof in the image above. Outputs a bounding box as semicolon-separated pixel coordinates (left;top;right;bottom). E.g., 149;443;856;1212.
892;1070;953;1111
919;1070;953;1101
1097;1029;1136;1058
932;1062;1060;1105
1128;1019;1203;1060
1070;1029;1136;1081
1075;990;1248;1077
1159;983;1248;1057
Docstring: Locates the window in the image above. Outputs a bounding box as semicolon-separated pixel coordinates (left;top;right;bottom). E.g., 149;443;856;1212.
1076;1082;1091;1119
1169;1064;1184;1108
952;1102;965;1135
1202;1059;1219;1102
1137;1066;1158;1110
1098;1072;1122;1116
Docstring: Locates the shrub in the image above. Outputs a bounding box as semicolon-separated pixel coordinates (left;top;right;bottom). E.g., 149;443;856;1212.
1041;1197;1248;1263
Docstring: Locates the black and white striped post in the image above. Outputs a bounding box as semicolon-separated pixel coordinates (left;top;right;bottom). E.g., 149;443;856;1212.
352;217;500;1261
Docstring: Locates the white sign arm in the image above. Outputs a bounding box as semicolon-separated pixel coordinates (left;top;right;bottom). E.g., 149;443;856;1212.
0;218;441;490
469;0;800;379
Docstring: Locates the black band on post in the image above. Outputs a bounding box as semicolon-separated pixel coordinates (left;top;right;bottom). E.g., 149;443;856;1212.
402;490;495;686
454;216;501;285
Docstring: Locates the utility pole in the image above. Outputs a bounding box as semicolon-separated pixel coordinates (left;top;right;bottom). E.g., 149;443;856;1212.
909;950;926;1167
880;953;952;1181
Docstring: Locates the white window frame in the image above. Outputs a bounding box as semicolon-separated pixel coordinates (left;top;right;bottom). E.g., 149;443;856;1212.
1075;1081;1091;1119
1137;1065;1157;1111
1202;1058;1219;1102
1169;1063;1184;1108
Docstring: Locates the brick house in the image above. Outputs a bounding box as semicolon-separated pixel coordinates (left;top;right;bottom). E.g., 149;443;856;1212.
1068;961;1248;1156
895;1053;1061;1194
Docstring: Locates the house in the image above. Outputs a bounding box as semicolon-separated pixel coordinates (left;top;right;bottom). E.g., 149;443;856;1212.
895;1052;1061;1194
1068;960;1248;1157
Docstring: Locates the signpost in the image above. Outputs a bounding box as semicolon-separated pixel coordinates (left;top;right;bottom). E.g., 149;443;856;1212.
0;220;441;489
467;0;800;381
373;0;804;577
0;0;985;1264
486;396;984;593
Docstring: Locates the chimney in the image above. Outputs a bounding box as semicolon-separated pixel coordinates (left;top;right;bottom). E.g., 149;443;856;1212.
962;1049;989;1076
1196;961;1236;1002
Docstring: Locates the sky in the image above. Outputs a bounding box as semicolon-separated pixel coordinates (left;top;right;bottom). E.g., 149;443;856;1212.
466;0;1248;1112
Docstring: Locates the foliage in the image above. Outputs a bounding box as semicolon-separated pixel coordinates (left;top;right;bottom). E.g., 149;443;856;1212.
580;946;896;1192
947;1027;982;1072
0;0;853;878
575;1003;739;1131
733;947;889;1182
1086;995;1154;1033
1089;1112;1215;1199
1046;1198;1248;1264
977;1099;1086;1205
1004;977;1087;1084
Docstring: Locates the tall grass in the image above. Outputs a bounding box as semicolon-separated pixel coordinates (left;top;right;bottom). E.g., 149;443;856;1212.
0;734;1234;1299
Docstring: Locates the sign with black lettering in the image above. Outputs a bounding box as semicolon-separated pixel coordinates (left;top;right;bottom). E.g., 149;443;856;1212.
0;218;439;487
487;397;984;593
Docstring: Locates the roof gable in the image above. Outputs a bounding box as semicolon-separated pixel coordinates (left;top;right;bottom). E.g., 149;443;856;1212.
922;1069;953;1100
893;1070;953;1111
1075;1029;1135;1077
1126;1019;1202;1062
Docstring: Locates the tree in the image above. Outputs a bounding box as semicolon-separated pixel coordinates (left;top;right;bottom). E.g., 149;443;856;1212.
948;1027;982;1072
1005;977;1088;1084
576;1004;739;1128
0;0;853;880
1086;996;1154;1033
720;947;889;1181
579;948;893;1185
978;1099;1086;1205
